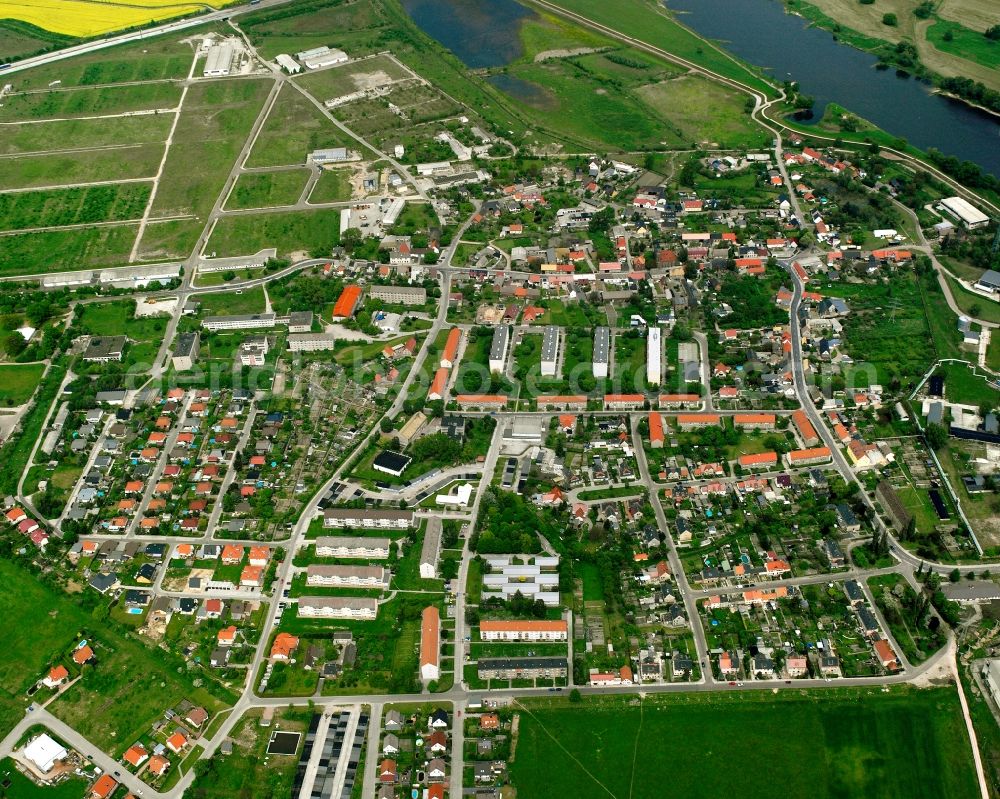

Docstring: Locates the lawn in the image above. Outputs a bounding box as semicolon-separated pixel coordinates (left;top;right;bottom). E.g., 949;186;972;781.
509;688;980;799
77;300;167;341
0;114;171;156
198;286;267;317
0;362;45;406
226;169;310;210
0;362;64;496
0;81;182;122
187;709;310;799
0;224;141;276
936;362;1000;408
205;208;342;259
309;168;353;203
0;757;86;799
0;145;163;191
943;274;1000;325
143;78;272;236
0;183;151;231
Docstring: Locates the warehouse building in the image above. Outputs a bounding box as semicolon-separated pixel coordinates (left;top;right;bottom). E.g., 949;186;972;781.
308;147;356;165
646;326;661;386
940;196;989;230
275;53;301;74
203;42;234;77
370;285;427;305
593;327;610;378
298;596;378;620
489;325;511;374
172;332;200;371
314;535;391;559
541;326;561;377
332;285;363;318
297;45;348;69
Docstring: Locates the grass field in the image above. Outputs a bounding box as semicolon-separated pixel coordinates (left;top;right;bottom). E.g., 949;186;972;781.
0;0;204;38
309;167;353;203
246;83;356;168
197;286;266;316
510;688;980;799
0;81;182;122
226;169;310;210
545;0;775;95
637;75;768;148
0;224;140;276
937;361;1000;407
296;53;413;99
145;78;272;222
0;20;72;62
206;207;341;259
0;114;172;155
944;275;1000;325
78;299;166;339
0;183;151;231
241;0;384;61
0;757;86;798
0;362;45;405
926;18;1000;71
0;145;162;191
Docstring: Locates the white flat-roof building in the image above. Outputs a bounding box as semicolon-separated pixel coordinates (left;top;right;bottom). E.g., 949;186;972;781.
296;45;348;69
646;326;661;386
23;734;68;773
940;196;989;229
288;333;338;352
275;54;301;74
420;517;442;579
541;325;560;378
308;148;355;165
593;327;610;379
489;325;511;374
202;313;276;331
322;508;414;529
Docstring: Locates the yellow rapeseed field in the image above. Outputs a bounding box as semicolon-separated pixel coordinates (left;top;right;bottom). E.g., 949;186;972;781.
0;0;208;38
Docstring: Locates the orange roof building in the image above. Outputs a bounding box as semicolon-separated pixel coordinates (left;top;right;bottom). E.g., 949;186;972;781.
440;327;461;368
677;413;721;429
792;409;819;446
270;632;299;660
479;620;568;641
648;411;664;448
419;606;441;681
428;367;448;402
737;452;778;470
332;284;363;318
91;774;117;799
786;446;831;465
733;413;776;429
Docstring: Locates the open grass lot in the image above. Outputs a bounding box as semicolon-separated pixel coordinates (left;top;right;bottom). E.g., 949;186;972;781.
637;75;769;148
517;10;611;60
226;169;310;210
0;81;182;122
0;145;162;191
297;53;413;99
78;299;167;339
147;78;272;221
198;286;266;316
936;361;1000;407
7;28;202;90
0;757;87;798
188;709;310;799
988;334;1000;372
309;167;353;202
832;273;961;385
0;183;151;231
206;207;342;258
0;114;172;155
0;224;140;276
246;83;356;168
0;559;87;738
136;217;202;261
501;59;688;150
0;362;45;405
510;688;980;799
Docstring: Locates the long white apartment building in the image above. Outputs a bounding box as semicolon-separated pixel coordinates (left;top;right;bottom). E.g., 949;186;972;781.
314;536;392;559
489;325;511;374
479;619;568;641
202;313;276;332
541;325;561;377
297;596;378;620
322;508;414;529
646;326;661;386
306;564;390;589
593;326;610;379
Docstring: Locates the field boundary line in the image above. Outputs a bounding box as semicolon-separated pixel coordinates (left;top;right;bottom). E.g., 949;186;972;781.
512;701;619;799
128;47;196;262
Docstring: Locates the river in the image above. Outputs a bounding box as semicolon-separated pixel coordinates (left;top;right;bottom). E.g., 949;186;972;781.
399;0;1000;177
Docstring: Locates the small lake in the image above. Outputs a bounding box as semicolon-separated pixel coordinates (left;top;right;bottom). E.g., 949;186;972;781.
399;0;1000;177
665;0;1000;176
399;0;535;69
